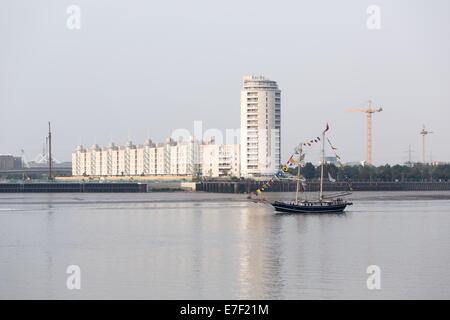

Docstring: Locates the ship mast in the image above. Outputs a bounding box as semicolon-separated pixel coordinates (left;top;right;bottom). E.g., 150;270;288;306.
295;145;303;205
319;130;325;201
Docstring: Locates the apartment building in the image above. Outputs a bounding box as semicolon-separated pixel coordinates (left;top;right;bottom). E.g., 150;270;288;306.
201;143;240;178
72;137;225;177
240;76;281;177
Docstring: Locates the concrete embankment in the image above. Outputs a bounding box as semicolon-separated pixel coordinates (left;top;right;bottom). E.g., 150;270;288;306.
0;183;147;193
0;181;197;193
0;181;449;193
196;181;450;193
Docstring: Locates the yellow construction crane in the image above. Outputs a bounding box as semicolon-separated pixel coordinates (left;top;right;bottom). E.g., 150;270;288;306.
346;100;382;166
419;124;433;163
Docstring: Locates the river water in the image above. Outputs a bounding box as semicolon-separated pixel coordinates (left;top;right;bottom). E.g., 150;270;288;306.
0;191;449;299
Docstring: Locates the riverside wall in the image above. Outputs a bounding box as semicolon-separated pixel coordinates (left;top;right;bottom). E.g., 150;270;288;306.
0;181;449;193
196;181;450;193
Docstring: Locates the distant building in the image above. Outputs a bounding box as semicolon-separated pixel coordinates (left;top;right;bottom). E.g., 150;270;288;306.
404;161;415;168
201;143;240;178
0;155;23;170
344;161;366;167
431;161;449;166
318;156;339;166
240;76;281;177
72;75;284;178
72;138;239;178
73;138;201;177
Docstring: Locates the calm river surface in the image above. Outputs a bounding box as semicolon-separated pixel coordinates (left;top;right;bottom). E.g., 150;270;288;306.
1;191;450;299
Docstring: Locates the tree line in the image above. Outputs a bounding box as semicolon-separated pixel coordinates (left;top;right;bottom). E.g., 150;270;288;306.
286;163;450;182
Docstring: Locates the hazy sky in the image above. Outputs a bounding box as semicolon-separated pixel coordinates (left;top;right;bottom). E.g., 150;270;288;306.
1;0;449;165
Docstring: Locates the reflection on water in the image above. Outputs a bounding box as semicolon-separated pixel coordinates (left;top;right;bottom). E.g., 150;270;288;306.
237;207;284;299
0;192;450;299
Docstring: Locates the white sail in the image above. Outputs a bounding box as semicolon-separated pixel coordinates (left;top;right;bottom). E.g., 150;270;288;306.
328;172;336;183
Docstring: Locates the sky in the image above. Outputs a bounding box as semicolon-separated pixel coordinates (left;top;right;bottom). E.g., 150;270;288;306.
1;0;449;165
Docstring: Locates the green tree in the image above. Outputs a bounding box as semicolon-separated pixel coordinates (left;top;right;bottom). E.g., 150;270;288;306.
302;162;316;180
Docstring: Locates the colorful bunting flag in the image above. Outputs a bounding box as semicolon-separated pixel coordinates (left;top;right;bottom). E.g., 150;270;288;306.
252;124;334;196
326;137;354;192
327;138;337;150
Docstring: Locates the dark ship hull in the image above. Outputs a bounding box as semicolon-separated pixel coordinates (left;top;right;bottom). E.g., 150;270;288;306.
271;201;349;214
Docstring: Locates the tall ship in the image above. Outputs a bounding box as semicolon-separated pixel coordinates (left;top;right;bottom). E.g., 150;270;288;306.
271;126;353;214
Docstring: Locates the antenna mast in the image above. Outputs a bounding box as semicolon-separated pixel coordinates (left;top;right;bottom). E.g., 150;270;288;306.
48;121;53;180
408;144;412;163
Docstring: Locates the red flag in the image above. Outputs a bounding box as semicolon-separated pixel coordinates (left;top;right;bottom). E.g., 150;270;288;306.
323;123;329;133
